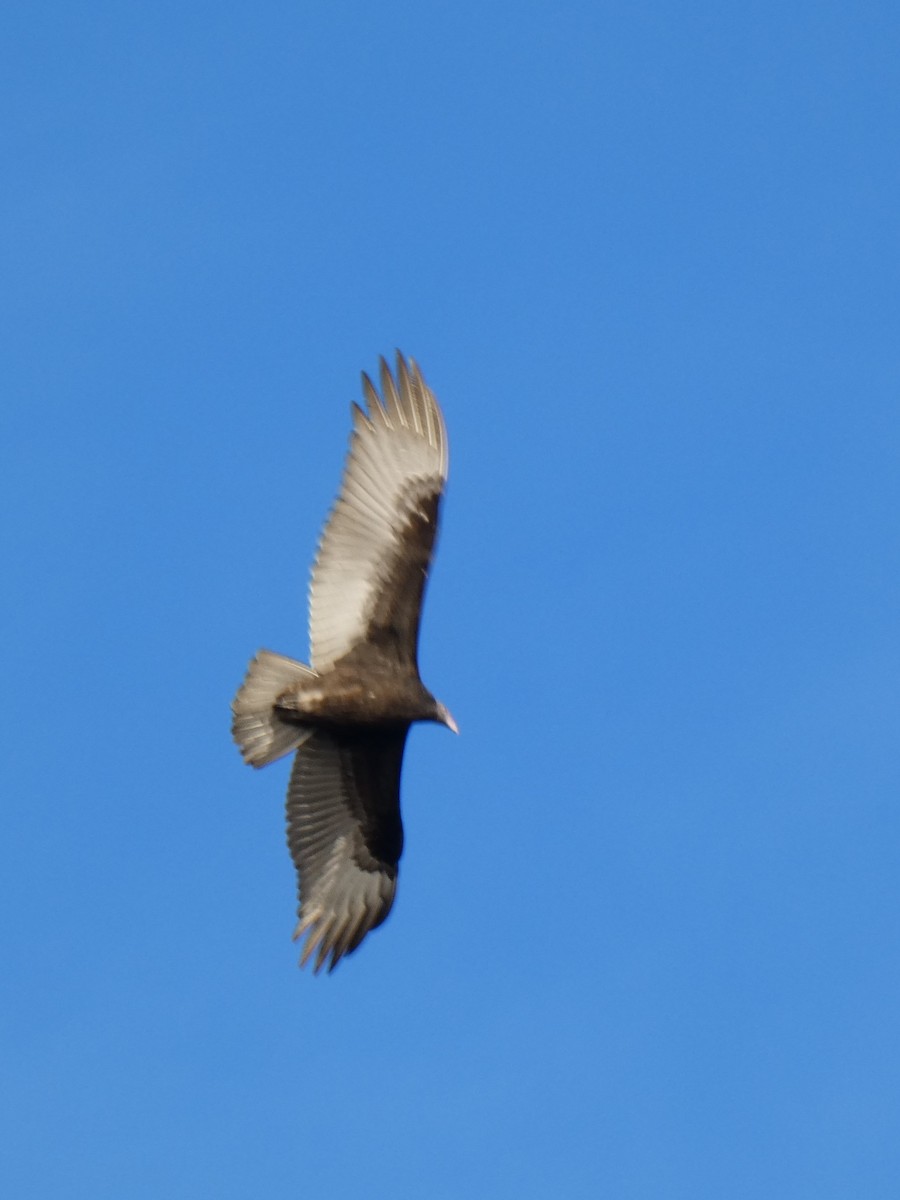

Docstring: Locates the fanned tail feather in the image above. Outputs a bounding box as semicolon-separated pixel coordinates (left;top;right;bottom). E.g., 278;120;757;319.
232;650;316;767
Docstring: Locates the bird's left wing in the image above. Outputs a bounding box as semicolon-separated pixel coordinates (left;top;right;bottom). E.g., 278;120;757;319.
286;728;408;972
308;353;448;673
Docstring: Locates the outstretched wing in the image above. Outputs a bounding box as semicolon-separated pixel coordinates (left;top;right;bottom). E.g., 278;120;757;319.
286;728;408;973
308;353;448;673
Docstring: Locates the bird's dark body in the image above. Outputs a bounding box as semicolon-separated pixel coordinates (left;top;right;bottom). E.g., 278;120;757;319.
274;656;445;731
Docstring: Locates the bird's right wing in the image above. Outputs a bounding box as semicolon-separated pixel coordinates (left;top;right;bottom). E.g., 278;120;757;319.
285;728;408;972
308;353;448;673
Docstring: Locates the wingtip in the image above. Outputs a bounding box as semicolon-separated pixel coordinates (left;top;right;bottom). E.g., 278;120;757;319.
395;348;420;382
359;373;381;422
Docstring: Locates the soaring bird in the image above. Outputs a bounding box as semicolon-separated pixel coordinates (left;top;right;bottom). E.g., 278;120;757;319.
232;353;455;972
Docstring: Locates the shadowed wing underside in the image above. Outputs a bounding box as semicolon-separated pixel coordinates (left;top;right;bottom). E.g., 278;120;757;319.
308;355;448;672
287;728;408;973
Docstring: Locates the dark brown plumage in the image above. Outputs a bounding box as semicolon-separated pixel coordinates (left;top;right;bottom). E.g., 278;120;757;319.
232;353;455;972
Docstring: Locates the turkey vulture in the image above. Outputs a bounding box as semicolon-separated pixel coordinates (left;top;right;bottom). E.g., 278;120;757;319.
232;353;456;973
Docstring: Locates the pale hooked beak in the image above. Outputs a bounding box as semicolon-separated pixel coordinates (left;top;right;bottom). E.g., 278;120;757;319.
437;703;459;734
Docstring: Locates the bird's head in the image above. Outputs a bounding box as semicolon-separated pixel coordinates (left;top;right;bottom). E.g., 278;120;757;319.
434;700;459;735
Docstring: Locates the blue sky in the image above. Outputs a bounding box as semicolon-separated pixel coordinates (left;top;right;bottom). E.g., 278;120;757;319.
3;2;899;1196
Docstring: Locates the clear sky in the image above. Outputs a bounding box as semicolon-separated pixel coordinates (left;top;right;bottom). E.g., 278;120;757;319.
3;2;899;1196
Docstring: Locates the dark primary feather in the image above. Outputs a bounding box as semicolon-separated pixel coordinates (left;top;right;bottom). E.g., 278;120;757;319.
231;352;454;973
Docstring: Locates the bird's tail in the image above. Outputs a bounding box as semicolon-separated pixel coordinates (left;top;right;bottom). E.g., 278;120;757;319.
232;649;316;767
